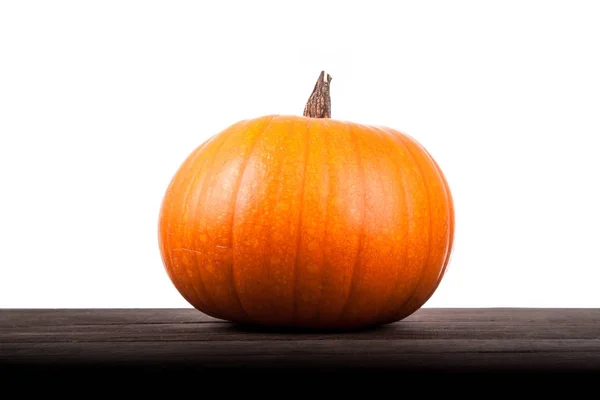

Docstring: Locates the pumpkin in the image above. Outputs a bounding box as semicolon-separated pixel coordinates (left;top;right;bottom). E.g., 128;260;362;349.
158;72;454;330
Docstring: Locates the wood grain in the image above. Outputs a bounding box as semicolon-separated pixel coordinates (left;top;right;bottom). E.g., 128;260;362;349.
2;308;600;375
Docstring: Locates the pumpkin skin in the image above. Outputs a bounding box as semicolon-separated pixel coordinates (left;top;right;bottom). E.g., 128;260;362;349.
158;114;454;330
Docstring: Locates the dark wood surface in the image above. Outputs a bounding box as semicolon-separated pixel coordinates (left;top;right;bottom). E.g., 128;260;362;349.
2;308;600;376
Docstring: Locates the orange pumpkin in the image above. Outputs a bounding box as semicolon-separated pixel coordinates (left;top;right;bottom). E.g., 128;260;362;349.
158;72;454;330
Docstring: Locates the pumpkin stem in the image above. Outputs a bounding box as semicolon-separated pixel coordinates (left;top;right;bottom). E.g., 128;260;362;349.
303;71;332;119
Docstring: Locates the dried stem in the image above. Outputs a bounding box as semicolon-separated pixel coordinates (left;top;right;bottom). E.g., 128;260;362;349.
303;71;332;118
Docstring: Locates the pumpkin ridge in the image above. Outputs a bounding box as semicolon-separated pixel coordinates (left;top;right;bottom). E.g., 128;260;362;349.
385;128;434;320
290;118;312;325
313;121;332;325
398;133;452;318
368;126;412;324
230;116;277;323
203;118;270;322
337;121;367;324
175;134;229;318
415;149;455;308
159;135;215;270
434;158;455;273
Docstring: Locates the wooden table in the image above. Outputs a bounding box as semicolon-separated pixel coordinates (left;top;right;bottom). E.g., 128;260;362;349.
2;308;599;378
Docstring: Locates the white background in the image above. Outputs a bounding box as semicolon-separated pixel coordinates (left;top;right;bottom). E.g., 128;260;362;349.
1;1;599;309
